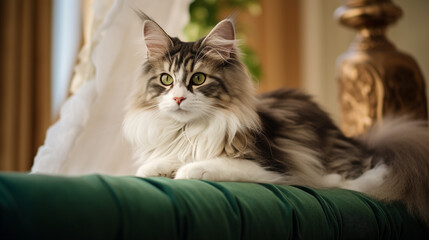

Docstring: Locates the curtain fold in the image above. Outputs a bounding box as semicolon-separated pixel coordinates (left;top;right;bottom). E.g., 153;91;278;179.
32;0;192;175
0;0;52;171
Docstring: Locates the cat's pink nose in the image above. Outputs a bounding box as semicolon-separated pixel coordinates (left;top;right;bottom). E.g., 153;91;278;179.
173;97;186;105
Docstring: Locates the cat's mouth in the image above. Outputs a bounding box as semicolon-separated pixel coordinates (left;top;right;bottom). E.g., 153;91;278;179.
173;107;188;113
175;105;185;111
167;107;199;123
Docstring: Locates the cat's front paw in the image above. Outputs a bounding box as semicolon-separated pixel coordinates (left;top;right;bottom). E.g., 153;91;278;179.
136;162;178;178
174;163;217;181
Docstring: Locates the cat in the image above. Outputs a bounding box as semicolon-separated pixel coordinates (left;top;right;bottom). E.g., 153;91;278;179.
123;11;429;225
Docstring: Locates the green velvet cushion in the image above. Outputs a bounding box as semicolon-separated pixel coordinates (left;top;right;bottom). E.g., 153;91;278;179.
0;173;428;239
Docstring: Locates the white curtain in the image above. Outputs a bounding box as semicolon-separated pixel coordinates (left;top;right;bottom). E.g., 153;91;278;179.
32;0;192;175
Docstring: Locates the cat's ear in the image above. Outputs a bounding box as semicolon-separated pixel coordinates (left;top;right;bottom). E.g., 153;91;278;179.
200;19;236;60
142;20;173;58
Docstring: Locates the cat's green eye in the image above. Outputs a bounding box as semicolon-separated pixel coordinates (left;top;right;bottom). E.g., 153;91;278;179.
160;74;173;86
191;73;206;85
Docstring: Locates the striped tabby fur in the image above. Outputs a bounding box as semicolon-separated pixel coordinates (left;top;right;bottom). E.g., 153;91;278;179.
123;12;429;225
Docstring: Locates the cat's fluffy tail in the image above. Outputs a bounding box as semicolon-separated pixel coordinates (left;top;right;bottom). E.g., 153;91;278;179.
361;117;429;225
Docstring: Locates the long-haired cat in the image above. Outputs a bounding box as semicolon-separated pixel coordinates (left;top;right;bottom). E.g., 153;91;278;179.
123;12;429;225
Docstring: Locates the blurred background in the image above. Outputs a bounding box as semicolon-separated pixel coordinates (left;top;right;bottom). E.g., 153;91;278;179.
1;0;428;172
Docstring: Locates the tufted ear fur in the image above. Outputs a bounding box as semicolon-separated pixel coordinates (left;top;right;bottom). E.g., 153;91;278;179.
142;20;173;58
200;19;236;60
135;10;173;58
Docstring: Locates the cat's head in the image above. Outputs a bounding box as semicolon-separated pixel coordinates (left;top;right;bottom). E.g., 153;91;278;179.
130;11;257;124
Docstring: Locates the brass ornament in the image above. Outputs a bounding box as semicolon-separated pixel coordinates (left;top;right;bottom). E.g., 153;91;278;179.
335;0;427;136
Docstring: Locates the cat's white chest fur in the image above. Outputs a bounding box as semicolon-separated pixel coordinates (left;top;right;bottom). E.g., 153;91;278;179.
123;108;233;176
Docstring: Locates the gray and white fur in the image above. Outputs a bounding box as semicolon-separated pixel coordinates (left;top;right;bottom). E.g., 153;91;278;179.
123;12;429;225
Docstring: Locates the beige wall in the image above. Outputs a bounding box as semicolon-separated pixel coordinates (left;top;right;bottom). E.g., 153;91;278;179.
390;0;429;84
300;0;353;122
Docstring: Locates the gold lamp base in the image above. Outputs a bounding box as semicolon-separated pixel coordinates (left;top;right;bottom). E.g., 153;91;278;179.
335;0;427;136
